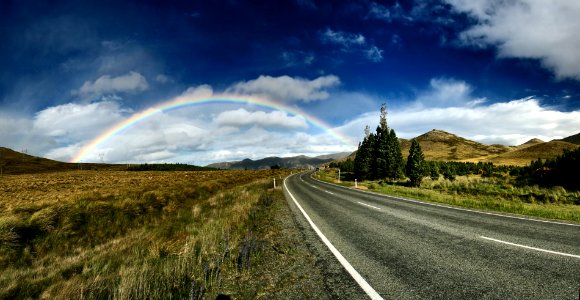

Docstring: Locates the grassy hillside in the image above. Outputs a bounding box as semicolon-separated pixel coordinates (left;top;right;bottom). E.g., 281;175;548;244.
341;130;576;167
484;140;579;166
0;169;330;298
400;129;510;161
0;147;125;174
515;138;544;149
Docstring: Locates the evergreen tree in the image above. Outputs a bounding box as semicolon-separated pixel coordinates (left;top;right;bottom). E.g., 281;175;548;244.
429;161;440;180
354;128;374;180
387;128;404;180
406;139;425;187
373;125;387;179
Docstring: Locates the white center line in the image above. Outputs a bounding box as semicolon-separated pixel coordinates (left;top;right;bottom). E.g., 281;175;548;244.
357;201;382;210
325;190;334;195
480;236;580;259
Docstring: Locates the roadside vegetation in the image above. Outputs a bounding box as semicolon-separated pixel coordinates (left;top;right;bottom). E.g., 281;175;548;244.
0;169;327;299
318;169;580;222
321;103;580;223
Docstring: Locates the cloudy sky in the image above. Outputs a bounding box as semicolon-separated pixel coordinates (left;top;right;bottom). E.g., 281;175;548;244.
1;0;580;165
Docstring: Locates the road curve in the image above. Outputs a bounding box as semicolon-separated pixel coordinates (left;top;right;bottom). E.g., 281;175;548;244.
283;172;580;299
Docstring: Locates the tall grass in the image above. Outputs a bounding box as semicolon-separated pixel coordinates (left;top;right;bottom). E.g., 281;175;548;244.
0;170;289;299
318;170;580;223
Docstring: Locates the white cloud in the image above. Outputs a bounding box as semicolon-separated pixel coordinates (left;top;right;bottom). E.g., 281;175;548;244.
415;78;483;108
321;28;384;63
338;78;580;146
368;2;391;21
321;28;366;47
446;0;580;80
33;101;126;141
366;46;384;62
215;108;308;129
176;84;214;99
155;74;172;84
227;75;340;102
75;71;149;96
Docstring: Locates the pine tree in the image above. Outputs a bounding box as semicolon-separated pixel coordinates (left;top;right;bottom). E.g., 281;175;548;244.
372;103;390;180
387;128;404;180
429;161;440;180
354;128;374;180
373;125;387;179
406;139;425;187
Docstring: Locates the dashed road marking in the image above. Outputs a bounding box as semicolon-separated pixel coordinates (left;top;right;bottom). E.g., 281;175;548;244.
357;201;382;210
480;236;580;259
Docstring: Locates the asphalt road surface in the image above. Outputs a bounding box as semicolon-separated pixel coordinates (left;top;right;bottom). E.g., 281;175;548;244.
283;172;580;299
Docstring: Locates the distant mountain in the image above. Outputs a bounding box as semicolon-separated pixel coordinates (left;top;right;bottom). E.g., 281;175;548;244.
207;155;337;170
314;152;351;160
561;132;580;145
400;129;511;161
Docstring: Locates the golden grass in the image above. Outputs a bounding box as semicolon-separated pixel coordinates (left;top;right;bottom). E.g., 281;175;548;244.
0;169;291;299
483;140;580;166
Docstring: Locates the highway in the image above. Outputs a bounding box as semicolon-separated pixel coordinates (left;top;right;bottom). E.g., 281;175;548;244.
283;172;580;299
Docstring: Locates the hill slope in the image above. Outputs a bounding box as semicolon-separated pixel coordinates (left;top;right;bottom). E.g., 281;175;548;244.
207;155;335;170
484;140;579;166
0;147;74;174
400;129;511;161
516;138;545;149
338;130;576;166
0;147;127;174
561;132;580;145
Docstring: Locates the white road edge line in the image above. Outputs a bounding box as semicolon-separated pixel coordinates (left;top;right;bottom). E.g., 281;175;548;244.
357;201;382;210
480;236;580;259
284;175;383;300
309;174;580;228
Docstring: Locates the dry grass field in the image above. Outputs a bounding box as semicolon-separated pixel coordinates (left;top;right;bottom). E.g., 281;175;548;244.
0;169;328;299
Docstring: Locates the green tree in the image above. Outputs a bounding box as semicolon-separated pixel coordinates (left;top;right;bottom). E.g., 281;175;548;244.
387;128;404;180
429;161;440;180
406;139;425;187
354;126;374;180
372;104;389;179
373;125;387;179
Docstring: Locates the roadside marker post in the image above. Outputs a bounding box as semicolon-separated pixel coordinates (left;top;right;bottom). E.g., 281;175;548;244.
355;179;357;188
273;178;276;189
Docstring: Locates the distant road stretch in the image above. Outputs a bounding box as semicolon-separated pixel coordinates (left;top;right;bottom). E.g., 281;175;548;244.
283;172;580;299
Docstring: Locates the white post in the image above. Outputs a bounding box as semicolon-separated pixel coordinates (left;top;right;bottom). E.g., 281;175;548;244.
355;179;358;188
273;178;276;189
338;168;340;183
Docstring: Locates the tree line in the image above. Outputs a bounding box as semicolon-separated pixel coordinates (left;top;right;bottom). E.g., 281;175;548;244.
512;147;580;191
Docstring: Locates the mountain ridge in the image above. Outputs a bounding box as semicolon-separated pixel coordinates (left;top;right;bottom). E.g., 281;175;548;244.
206;153;350;170
340;129;580;166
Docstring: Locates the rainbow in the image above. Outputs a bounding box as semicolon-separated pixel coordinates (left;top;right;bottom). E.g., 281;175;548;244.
70;93;356;163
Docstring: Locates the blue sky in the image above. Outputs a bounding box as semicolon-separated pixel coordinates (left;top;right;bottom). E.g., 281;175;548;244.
1;0;580;165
